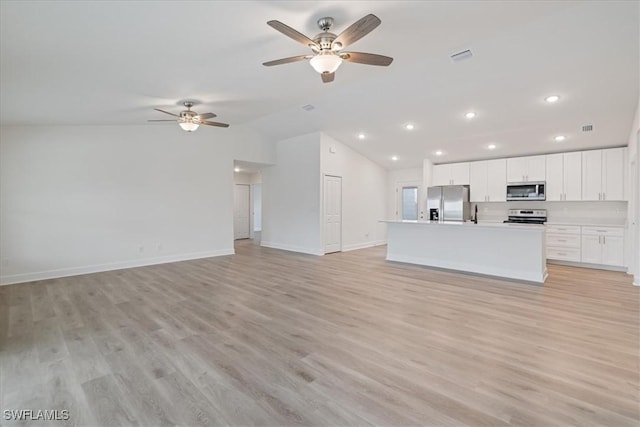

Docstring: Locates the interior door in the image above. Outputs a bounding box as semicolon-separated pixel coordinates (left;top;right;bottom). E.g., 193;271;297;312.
324;175;342;254
233;184;250;239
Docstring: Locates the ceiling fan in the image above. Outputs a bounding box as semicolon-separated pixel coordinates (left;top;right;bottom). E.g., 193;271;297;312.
149;101;230;132
263;14;393;83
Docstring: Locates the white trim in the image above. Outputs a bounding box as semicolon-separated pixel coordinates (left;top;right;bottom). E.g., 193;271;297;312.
260;241;324;256
547;259;628;272
0;249;235;286
342;240;387;252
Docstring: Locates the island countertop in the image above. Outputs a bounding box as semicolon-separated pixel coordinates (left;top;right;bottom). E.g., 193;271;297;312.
382;219;547;283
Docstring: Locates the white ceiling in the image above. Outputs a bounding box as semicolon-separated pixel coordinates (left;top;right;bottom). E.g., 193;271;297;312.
1;1;638;169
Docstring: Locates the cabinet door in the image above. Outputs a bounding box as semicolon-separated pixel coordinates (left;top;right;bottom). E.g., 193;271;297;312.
603;148;625;201
582;150;602;201
506;157;527;183
469;161;487;202
601;235;624;266
581;235;602;264
563;152;582;201
450;162;470;185
526;155;546;182
486;159;507;202
432;164;451;186
545;153;564;201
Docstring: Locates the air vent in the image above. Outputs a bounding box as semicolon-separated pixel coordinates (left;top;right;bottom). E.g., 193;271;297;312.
301;104;315;111
582;124;593;132
450;49;473;63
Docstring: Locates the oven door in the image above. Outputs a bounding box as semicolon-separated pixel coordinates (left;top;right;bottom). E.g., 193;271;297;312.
506;182;545;201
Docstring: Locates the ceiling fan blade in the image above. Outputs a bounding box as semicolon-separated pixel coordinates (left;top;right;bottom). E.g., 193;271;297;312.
267;20;319;50
340;51;393;66
263;55;311;66
148;119;176;122
153;108;179;117
321;72;335;83
201;120;230;128
197;112;216;120
333;14;381;48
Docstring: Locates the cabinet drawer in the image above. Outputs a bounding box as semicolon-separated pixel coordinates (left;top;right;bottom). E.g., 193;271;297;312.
546;233;581;248
581;226;624;237
546;225;581;235
547;247;581;262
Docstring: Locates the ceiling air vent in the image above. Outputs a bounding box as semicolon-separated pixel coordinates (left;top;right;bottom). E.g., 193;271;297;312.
450;49;473;63
582;124;593;132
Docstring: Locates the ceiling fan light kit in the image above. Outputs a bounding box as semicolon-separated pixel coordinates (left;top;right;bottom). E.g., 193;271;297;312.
149;101;229;132
263;13;393;83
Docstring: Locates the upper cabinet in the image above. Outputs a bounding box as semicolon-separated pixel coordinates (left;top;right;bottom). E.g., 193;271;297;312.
582;148;626;201
546;152;582;201
470;159;506;202
432;162;470;186
506;155;546;183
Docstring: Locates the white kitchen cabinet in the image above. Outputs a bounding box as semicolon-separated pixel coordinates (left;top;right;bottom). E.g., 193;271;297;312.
546;225;581;262
546;152;582;201
581;148;626;201
506;155;546;183
432;162;470;186
470;159;506;202
581;226;624;266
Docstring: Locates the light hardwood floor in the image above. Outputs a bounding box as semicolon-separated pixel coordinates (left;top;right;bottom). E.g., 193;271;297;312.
1;240;638;426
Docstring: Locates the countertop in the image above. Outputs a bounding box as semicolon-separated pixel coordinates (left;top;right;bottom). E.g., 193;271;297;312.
380;220;545;231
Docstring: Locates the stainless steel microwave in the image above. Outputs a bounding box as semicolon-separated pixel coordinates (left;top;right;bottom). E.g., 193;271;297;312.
506;182;546;201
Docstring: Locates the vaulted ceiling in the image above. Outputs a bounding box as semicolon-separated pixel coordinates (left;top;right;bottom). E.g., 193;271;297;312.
1;1;638;169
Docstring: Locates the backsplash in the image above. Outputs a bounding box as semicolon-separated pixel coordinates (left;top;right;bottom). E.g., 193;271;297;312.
474;201;628;226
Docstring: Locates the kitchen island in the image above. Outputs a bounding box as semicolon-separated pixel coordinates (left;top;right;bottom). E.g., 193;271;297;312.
382;220;547;283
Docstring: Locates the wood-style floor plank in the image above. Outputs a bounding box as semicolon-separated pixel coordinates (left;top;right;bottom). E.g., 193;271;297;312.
0;239;638;426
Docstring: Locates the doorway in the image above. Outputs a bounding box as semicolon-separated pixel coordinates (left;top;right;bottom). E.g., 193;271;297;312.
323;175;342;254
234;184;250;240
396;181;422;220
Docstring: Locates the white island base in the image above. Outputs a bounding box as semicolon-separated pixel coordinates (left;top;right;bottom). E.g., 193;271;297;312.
382;221;547;284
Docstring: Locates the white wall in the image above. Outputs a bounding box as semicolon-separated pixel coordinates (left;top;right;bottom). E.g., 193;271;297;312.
626;97;640;284
320;134;388;252
0;124;275;284
261;133;322;255
386;168;423;220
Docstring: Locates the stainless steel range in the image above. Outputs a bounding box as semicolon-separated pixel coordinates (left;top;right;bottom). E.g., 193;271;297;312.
503;209;547;224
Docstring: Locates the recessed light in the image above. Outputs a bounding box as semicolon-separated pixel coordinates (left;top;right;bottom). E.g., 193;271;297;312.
391;156;398;161
405;123;415;130
465;111;476;119
554;135;566;142
487;143;496;150
435;150;443;156
358;133;365;140
545;95;560;103
234;167;240;172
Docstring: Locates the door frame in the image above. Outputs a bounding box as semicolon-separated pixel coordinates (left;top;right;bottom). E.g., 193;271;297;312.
323;174;342;254
233;183;251;240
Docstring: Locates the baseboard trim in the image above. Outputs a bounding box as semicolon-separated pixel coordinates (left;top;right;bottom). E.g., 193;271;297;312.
0;248;235;286
547;259;627;272
342;240;387;252
260;241;324;256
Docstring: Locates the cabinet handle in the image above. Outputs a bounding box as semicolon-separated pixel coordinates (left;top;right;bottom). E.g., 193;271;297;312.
603;192;606;200
603;236;606;245
558;239;566;242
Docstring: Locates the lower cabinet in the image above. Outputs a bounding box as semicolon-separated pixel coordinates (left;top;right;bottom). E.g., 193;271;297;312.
546;225;624;268
546;225;581;262
581;227;624;267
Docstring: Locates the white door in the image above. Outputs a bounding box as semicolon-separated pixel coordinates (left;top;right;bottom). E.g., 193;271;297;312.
469;161;488;202
603;147;625;201
486;159;507;202
324;175;342;254
581;234;602;264
398;184;420;220
546;153;564;201
582;150;603;201
563;152;582;201
233;184;250;239
526;155;547;182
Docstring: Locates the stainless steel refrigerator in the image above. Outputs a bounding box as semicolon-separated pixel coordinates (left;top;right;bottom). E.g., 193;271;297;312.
426;185;470;222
